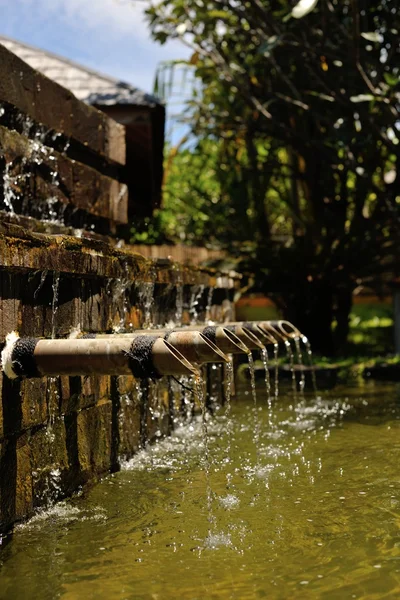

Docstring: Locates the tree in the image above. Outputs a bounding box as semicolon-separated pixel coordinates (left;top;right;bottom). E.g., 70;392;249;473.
145;0;400;354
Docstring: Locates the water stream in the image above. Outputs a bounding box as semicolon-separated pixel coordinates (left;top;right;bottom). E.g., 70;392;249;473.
294;336;306;394
2;381;400;599
273;343;279;400
303;335;318;393
285;339;297;398
260;347;272;427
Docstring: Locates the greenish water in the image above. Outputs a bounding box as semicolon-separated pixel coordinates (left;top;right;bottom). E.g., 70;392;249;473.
2;381;400;599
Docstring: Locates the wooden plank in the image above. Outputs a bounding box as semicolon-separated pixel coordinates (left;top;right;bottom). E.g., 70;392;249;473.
0;124;128;224
130;243;226;265
0;44;125;165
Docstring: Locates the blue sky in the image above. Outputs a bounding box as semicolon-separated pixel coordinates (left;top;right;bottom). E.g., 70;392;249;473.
0;0;190;137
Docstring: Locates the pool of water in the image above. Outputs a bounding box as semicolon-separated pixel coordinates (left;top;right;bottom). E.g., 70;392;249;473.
2;380;400;599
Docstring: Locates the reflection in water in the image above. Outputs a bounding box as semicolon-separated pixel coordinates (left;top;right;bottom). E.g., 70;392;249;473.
2;382;400;599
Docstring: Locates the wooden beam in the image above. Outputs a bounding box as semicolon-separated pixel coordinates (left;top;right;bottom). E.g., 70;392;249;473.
0;44;125;165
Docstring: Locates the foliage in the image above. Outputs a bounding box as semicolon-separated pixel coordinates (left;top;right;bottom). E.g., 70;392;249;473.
143;0;400;353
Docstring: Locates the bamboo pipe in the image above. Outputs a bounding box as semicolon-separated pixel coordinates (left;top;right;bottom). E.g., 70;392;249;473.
202;326;250;355
88;325;263;351
166;321;281;346
227;320;299;342
258;320;302;340
1;332;198;379
222;325;265;350
83;330;229;365
240;322;279;346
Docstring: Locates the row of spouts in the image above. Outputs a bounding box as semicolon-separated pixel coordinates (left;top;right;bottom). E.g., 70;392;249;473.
1;321;306;381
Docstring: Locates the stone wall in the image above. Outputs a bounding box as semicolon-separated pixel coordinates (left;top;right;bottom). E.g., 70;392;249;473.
0;221;238;532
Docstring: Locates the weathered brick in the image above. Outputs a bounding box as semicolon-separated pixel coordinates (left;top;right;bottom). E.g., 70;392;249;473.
20;379;48;430
15;434;33;520
29;419;69;507
77;402;112;474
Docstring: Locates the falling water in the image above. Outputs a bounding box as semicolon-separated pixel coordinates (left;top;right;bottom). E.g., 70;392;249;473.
260;347;272;427
247;352;261;463
179;376;194;424
294;336;306;394
194;374;215;532
189;285;205;325
111;278;131;333
285;340;297;397
175;284;183;326
172;264;183;326
3;162;17;214
51;271;60;339
273;343;279;400
303;335;318;393
34;270;48;301
136;280;155;329
45;270;62;503
224;360;233;409
205;286;214;323
247;352;257;407
223;360;234;492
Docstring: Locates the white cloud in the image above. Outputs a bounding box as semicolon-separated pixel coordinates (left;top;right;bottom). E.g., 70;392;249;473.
1;0;190;95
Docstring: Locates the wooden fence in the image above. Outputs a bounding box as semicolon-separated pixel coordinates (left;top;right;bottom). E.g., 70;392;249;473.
129;243;226;266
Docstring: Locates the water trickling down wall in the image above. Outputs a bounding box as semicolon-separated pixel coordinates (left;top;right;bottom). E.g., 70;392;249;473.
0;43;239;532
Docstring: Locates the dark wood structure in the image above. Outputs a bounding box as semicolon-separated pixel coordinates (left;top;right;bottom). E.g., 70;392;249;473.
0;35;165;221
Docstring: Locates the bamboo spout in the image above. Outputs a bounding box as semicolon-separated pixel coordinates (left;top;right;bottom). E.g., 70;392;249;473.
160;331;229;364
258;320;302;341
203;326;250;355
223;325;265;350
241;322;278;345
84;331;229;364
1;333;199;379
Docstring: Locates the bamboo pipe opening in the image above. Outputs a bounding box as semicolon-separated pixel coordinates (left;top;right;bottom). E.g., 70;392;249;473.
224;325;265;350
219;328;250;354
242;322;278;346
163;331;229;364
258;321;290;342
277;320;302;338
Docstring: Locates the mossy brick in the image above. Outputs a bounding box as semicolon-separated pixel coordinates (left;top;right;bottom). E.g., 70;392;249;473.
15;434;33;520
20;379;49;431
0;272;22;339
116;375;137;397
80;375;111;411
0;373;3;441
146;381;170;443
77;402;112;474
117;393;141;459
29;419;69;507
